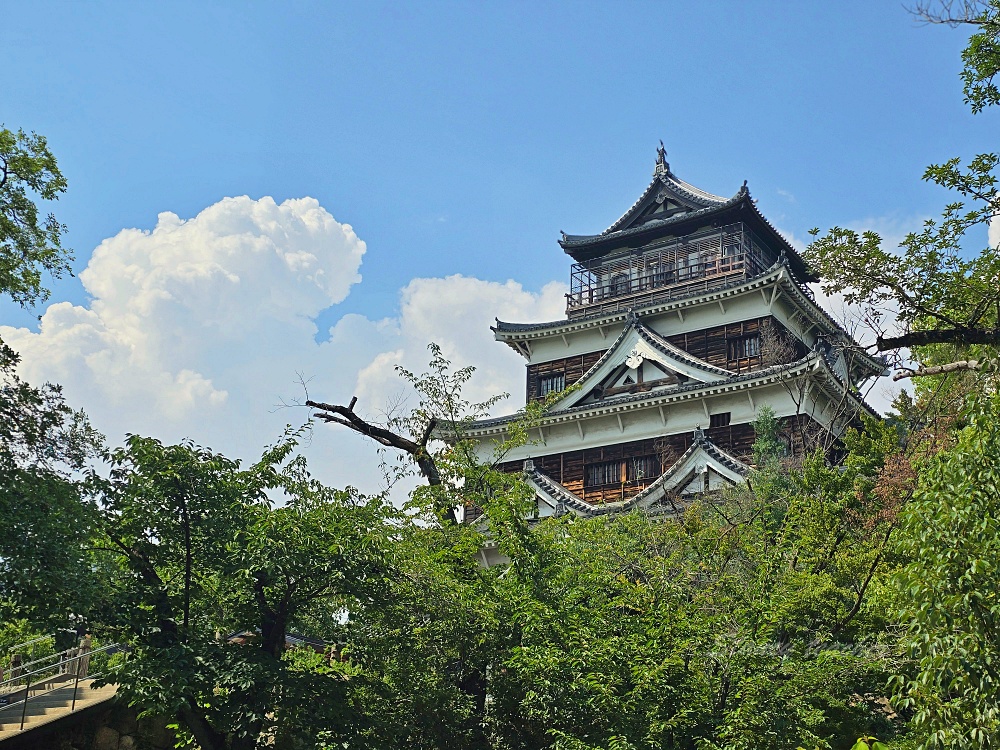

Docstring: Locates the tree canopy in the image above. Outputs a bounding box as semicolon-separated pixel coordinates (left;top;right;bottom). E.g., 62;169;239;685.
804;0;1000;382
0;126;71;308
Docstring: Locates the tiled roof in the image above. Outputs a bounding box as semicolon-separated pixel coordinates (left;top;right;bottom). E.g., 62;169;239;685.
523;433;751;518
464;345;880;436
467;352;821;432
493;262;888;381
601;167;732;236
560;189;746;248
635;318;734;378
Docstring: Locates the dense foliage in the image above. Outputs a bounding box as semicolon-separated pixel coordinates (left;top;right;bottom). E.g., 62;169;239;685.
3;4;1000;749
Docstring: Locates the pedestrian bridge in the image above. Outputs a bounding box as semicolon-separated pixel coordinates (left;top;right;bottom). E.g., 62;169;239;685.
0;635;120;742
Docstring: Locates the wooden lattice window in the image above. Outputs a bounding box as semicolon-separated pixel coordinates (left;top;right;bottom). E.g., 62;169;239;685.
610;273;629;297
538;372;566;397
585;459;622;487
709;412;731;428
728;334;761;360
626;455;660;482
585;454;660;487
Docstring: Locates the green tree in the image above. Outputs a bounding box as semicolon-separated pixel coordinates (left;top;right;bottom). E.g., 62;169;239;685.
0;127;101;626
0;126;71;308
804;0;1000;383
893;392;1000;749
91;432;399;750
464;411;910;750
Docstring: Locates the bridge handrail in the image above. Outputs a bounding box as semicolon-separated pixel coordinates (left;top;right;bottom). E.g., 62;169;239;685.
0;642;122;691
0;643;123;733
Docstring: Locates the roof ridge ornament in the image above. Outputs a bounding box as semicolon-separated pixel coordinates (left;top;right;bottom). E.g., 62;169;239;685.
654;140;669;176
693;426;706;443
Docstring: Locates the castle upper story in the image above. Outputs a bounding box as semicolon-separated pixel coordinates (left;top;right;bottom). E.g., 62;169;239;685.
461;146;886;539
558;144;816;320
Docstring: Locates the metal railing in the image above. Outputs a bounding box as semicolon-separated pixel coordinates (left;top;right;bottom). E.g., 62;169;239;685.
566;222;776;317
0;642;121;732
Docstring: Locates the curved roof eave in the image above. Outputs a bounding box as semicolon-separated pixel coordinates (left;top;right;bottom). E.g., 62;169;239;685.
560;189;745;249
493;263;886;380
466;353;821;434
601;168;732;236
544;314;732;411
464;348;879;437
524;435;751;518
496;263;833;339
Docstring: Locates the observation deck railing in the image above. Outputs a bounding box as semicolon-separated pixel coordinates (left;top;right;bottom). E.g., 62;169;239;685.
565;222;774;318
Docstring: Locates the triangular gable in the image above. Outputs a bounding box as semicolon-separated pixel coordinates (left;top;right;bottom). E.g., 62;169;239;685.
604;164;730;236
548;317;731;411
521;435;751;519
619;435;750;512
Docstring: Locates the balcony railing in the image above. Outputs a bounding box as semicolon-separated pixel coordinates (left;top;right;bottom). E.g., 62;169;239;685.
566;223;775;318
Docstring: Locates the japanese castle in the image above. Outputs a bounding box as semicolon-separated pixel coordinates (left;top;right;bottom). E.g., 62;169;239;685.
463;145;883;544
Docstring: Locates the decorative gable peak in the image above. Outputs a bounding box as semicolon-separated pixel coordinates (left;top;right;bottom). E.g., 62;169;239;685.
545;313;732;411
654;140;670;176
597;143;734;237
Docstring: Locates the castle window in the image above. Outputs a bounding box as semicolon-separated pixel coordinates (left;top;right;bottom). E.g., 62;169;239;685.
721;242;741;270
728;335;761;360
649;262;675;287
709;412;731;428
538;372;566;397
585;454;660;487
585;459;622;487
626;454;660;482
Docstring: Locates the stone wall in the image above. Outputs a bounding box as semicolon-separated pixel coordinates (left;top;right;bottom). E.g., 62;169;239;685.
2;700;175;750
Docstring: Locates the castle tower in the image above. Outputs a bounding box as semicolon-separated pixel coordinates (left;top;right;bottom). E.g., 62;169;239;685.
464;147;884;543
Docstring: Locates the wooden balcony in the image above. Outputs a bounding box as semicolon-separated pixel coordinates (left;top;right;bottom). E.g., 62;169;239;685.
565;223;775;318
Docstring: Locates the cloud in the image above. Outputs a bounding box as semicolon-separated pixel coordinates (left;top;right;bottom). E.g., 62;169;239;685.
990;211;999;251
776;221;910;414
352;275;565;415
0;196;563;493
3;197;365;425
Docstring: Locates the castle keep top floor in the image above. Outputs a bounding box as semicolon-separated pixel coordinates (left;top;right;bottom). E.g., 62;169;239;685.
491;147;877;395
558;146;816;320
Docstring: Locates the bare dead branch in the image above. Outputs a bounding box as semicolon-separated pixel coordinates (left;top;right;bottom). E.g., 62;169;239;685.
908;0;987;25
892;358;987;380
877;326;1000;350
306;397;455;524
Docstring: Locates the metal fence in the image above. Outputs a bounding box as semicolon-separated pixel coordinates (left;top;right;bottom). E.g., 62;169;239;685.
0;641;122;732
566;222;775;317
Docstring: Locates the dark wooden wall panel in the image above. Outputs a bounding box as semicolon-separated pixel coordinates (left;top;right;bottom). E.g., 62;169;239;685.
526;350;606;401
501;414;831;507
524;316;806;403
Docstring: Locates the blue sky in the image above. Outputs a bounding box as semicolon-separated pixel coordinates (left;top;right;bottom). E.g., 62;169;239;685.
2;1;995;490
3;1;990;322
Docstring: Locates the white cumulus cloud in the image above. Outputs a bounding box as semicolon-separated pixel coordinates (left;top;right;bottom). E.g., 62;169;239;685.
353;275;566;415
3;196;365;428
1;196;564;493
